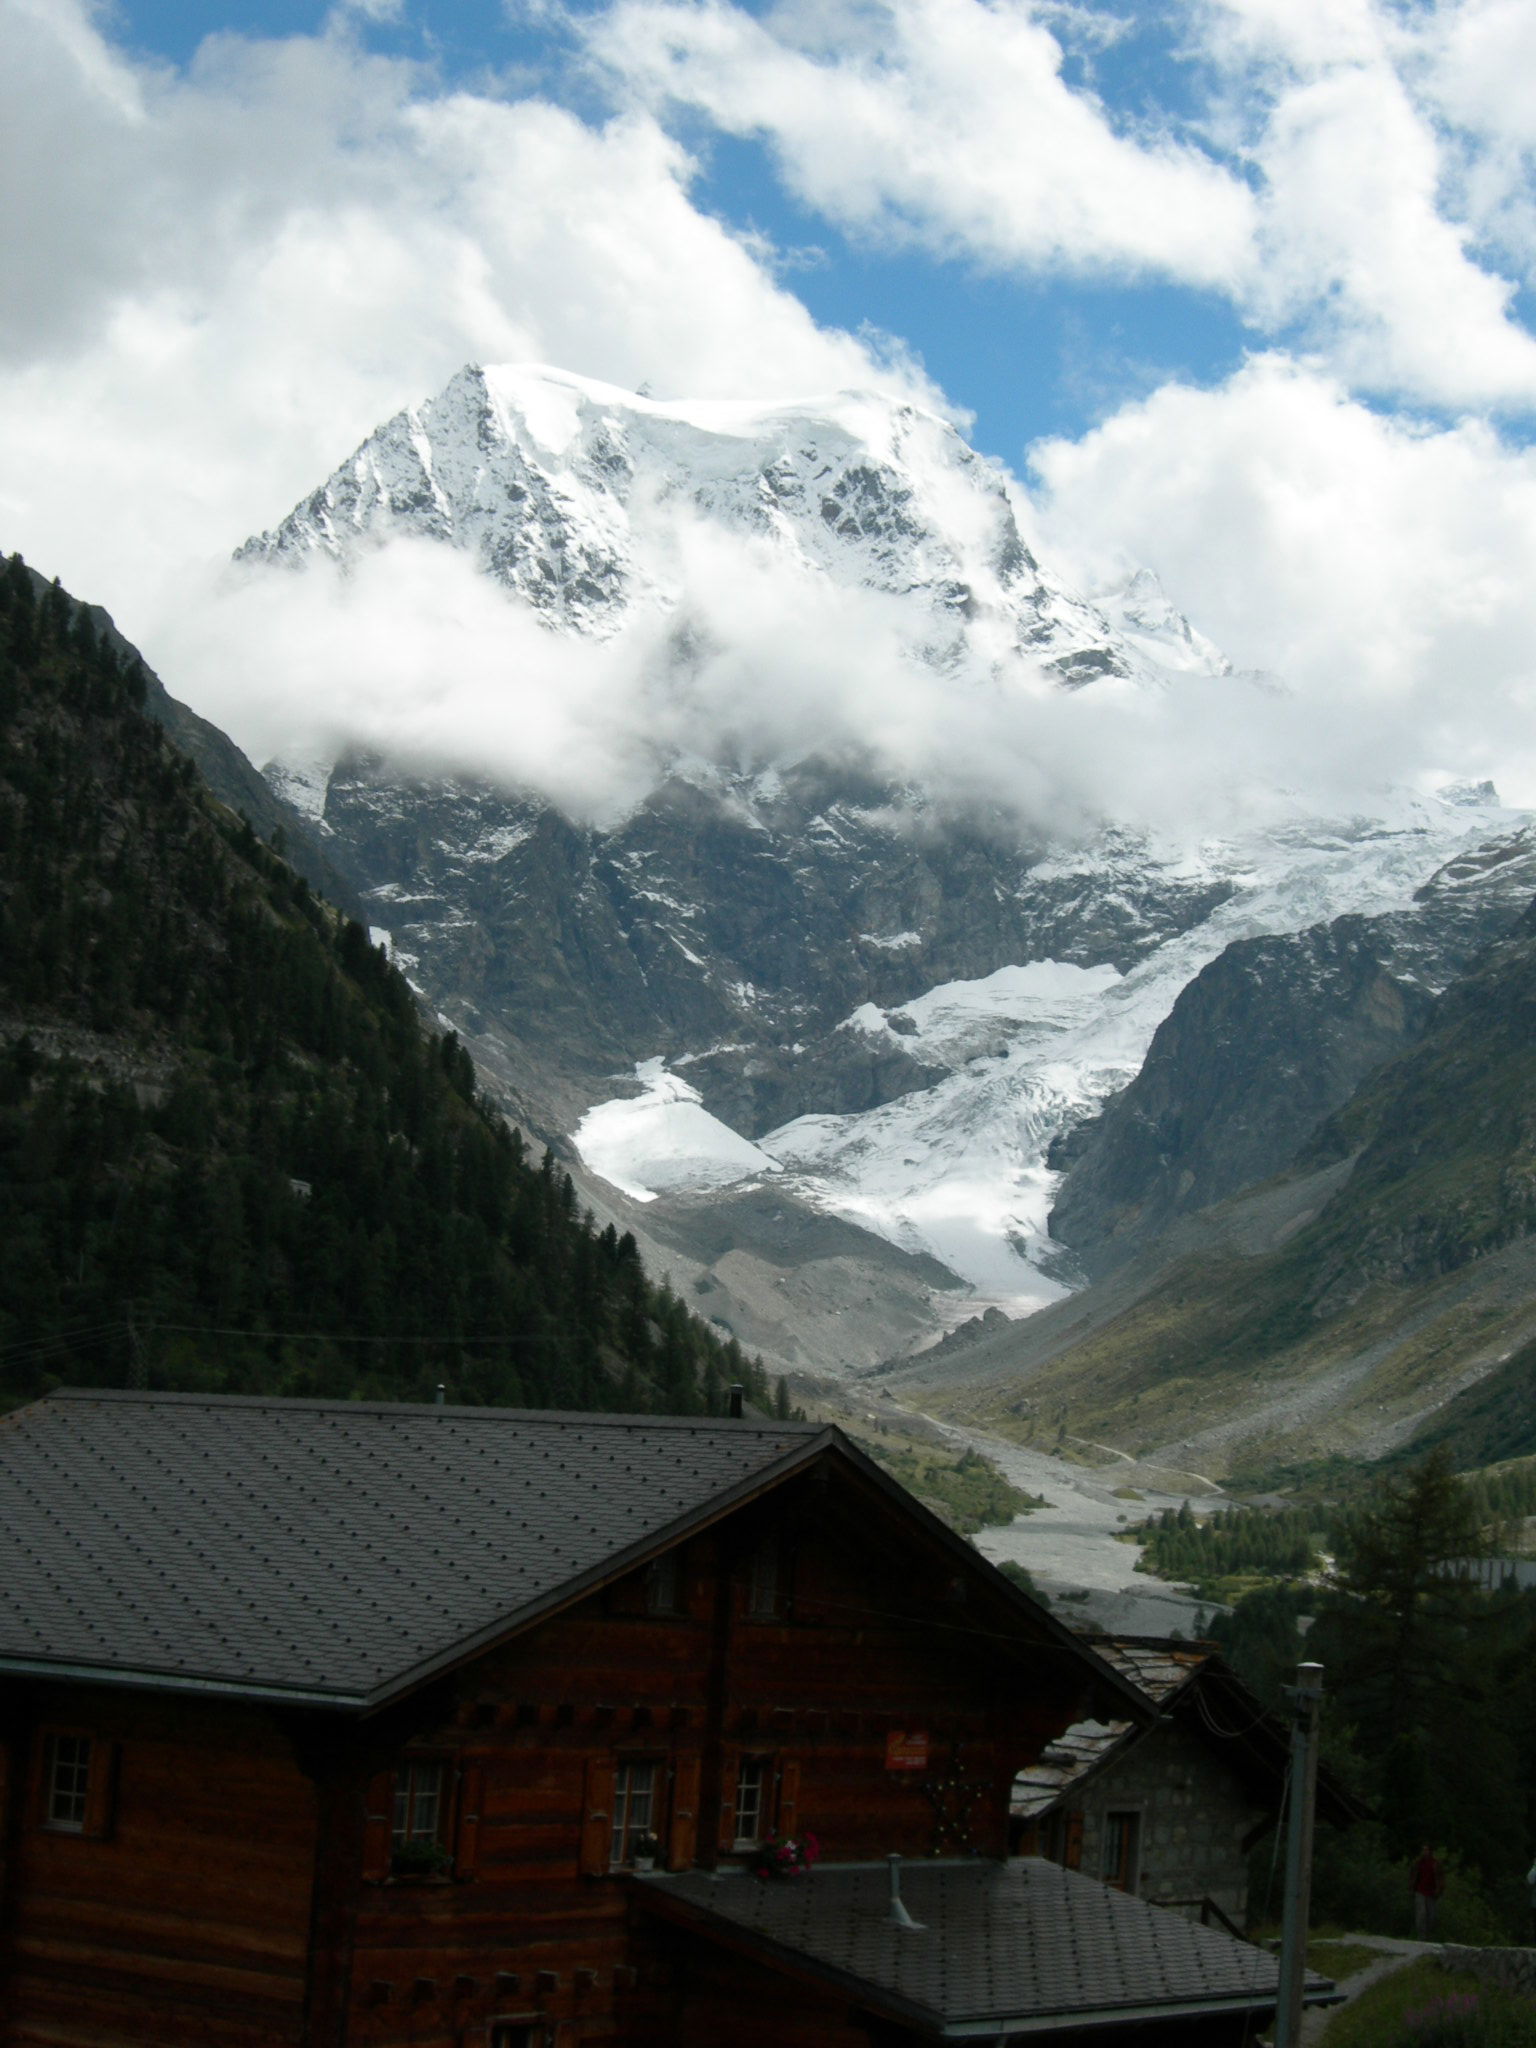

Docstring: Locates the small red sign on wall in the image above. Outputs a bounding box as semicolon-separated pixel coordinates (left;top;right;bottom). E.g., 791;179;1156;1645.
885;1729;930;1773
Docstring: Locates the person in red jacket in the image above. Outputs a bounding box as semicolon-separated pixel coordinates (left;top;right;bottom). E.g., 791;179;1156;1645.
1410;1844;1445;1938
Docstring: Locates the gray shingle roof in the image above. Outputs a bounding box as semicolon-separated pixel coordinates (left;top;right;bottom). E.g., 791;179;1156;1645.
639;1858;1334;2037
0;1391;825;1708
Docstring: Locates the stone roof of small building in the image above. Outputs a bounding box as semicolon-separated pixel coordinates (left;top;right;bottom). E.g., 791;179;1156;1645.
1010;1634;1359;1831
0;1390;826;1708
639;1857;1335;2038
1012;1637;1212;1819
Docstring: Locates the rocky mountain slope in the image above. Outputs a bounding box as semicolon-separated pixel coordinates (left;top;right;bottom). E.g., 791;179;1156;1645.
0;552;776;1418
886;873;1536;1480
1049;820;1536;1279
240;362;1217;685
231;363;1530;1384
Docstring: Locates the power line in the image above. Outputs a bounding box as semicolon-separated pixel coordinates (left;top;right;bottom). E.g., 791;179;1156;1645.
0;1317;579;1376
138;1320;569;1347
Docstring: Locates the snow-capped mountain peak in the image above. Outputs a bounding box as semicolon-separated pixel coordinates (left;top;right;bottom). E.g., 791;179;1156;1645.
238;361;1223;689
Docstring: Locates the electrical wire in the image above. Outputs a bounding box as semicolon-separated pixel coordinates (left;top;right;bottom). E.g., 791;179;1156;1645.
137;1320;569;1347
1189;1680;1281;1743
0;1318;578;1369
0;1321;126;1366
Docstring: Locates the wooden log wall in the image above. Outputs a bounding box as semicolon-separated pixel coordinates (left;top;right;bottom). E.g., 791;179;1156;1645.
0;1683;318;2048
0;1462;1098;2048
338;1469;1087;2048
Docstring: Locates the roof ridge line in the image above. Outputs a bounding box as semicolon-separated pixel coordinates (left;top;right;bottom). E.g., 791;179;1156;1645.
43;1388;823;1430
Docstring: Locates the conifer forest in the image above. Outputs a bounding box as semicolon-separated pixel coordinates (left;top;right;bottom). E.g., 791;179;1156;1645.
0;555;781;1419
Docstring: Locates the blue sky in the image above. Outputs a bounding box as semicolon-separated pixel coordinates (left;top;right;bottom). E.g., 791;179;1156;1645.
103;0;1264;466
4;0;1536;804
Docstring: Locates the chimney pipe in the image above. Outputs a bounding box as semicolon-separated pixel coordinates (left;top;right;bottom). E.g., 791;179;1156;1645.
435;1383;446;1407
728;1384;744;1419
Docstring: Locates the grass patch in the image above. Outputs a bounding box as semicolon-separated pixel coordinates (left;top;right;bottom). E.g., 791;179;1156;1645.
1319;1958;1536;2045
865;1443;1044;1535
1308;1939;1386;1983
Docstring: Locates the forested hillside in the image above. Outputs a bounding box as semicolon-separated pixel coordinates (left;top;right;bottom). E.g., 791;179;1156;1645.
0;553;778;1416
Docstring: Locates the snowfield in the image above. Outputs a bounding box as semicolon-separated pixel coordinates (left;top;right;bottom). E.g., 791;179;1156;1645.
241;363;1535;1349
575;1059;782;1202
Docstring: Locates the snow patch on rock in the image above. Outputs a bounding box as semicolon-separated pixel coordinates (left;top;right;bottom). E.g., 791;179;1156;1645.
575;1059;783;1202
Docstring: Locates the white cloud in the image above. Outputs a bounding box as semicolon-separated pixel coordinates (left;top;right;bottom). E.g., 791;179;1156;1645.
1197;0;1536;408
588;0;1258;289
156;489;1463;854
1029;353;1536;802
588;0;1536;413
0;0;927;633
3;0;1534;848
1249;61;1536;406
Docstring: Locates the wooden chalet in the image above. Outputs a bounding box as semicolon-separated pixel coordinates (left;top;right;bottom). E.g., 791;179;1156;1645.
0;1391;1334;2047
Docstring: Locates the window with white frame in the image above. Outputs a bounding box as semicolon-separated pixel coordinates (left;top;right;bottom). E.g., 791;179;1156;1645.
733;1757;768;1847
609;1760;657;1867
44;1733;92;1831
392;1759;446;1848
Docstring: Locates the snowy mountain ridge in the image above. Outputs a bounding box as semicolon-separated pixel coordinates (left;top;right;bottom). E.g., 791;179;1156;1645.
239;362;1226;689
575;793;1527;1318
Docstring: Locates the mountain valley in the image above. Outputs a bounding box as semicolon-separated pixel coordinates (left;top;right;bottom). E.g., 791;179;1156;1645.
219;363;1536;1463
11;357;1534;1487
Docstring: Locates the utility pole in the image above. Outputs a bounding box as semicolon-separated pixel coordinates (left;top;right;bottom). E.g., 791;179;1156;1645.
1274;1660;1325;2048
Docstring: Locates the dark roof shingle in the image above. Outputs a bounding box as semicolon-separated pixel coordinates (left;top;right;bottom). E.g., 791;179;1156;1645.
0;1391;824;1706
640;1858;1333;2036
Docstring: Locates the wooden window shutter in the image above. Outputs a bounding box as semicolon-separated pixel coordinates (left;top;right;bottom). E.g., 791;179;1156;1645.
716;1747;740;1854
361;1769;394;1882
81;1741;119;1841
579;1757;616;1877
667;1754;700;1871
776;1758;801;1841
455;1761;484;1880
1063;1809;1084;1871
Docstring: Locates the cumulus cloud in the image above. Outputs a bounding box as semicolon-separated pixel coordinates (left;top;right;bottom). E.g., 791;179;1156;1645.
588;0;1258;289
589;0;1536;412
3;0;1535;849
153;498;1475;852
0;0;929;628
1201;0;1536;408
1030;353;1536;803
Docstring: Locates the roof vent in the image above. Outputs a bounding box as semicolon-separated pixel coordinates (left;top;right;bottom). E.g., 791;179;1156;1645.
887;1854;925;1931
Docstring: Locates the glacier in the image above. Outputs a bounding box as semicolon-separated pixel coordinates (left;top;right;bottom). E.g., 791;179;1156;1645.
573;797;1521;1314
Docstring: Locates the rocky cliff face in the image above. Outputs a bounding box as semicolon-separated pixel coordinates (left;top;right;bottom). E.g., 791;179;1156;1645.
1048;826;1536;1279
889;871;1536;1478
314;748;1249;1140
